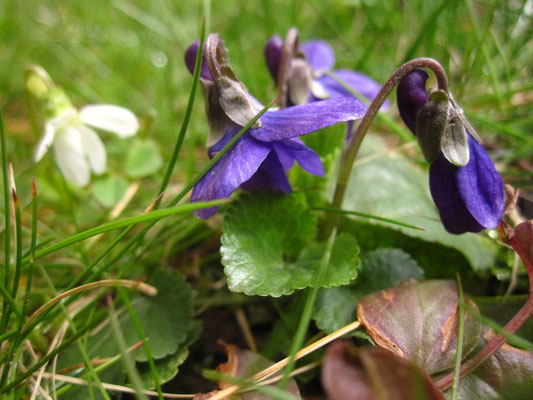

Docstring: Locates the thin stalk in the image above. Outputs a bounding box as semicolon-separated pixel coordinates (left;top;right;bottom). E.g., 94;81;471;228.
0;189;23;385
117;286;164;400
24;199;225;263
436;235;533;390
313;207;424;231
206;320;361;400
278;228;337;389
450;274;465;400
0;317;102;394
0;104;11;332
157;18;206;197
326;58;448;236
107;296;149;400
22;279;156;334
436;296;533;390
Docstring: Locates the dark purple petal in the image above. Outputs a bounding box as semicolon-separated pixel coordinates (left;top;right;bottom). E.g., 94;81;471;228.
184;40;213;81
191;135;272;219
455;134;505;228
274;138;325;176
250;97;367;142
264;35;283;82
429;135;504;234
301;40;335;72
314;69;389;110
397;69;429;134
241;151;292;194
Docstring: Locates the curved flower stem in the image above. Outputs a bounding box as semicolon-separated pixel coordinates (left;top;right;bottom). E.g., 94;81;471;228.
324;58;448;235
435;295;533;390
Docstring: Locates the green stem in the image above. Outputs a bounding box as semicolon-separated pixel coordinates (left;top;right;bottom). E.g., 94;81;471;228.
325;58;448;236
278;228;337;389
0;104;11;331
157;18;206;198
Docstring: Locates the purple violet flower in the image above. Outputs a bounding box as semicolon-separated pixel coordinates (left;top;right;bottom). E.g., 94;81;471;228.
264;29;387;109
185;35;367;219
397;69;505;234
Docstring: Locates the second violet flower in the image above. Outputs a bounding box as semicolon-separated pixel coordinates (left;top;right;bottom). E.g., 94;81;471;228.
184;34;367;219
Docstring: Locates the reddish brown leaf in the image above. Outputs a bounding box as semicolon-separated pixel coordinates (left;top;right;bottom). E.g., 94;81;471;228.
357;280;481;374
195;340;301;400
510;221;533;272
450;328;533;399
322;340;445;400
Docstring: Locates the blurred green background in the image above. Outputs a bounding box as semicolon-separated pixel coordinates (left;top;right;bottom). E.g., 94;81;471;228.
1;0;531;199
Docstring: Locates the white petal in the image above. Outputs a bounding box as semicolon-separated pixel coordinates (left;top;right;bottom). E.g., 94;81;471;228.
53;125;90;187
34;122;56;162
79;125;107;175
79;104;139;138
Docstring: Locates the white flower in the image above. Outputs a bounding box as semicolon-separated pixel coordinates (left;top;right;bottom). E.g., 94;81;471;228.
34;104;139;187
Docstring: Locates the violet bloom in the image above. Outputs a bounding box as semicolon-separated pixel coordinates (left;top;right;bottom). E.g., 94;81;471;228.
264;28;387;109
397;70;504;234
185;35;367;219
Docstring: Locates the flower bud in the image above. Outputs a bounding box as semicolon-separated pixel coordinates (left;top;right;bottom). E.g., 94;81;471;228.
415;90;449;163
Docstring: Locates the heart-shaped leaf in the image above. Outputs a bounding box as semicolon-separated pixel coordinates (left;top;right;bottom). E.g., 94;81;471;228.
357;280;481;374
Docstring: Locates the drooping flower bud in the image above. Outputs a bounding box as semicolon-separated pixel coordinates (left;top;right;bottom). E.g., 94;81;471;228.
397;69;504;234
185;35;262;147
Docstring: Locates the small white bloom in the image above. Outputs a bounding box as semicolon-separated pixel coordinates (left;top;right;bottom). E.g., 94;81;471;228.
34;104;139;187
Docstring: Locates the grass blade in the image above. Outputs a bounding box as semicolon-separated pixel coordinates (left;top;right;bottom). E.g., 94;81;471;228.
313;206;425;231
451;274;465;400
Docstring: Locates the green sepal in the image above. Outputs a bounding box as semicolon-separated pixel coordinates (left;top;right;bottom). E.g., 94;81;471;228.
440;111;469;166
448;93;483;144
414;90;449;163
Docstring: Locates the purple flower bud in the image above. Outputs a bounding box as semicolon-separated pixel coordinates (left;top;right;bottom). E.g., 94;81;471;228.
397;70;504;234
396;69;429;134
264;35;283;82
184;40;212;81
266;31;387;109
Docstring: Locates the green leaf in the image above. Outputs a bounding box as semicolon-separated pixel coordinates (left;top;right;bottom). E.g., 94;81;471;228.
92;176;129;208
313;248;423;334
357;280;481;375
139;321;202;388
57;269;194;372
221;192;359;296
343;136;498;271
125;139;163;178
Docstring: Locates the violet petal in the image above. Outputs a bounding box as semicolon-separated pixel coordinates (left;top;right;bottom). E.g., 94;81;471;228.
301;40;335;72
250;97;366;142
455;134;505;228
274;138;325;176
264;35;283;82
397;69;429;134
191;134;272;219
241;151;292;194
314;69;389;110
184;40;213;81
429;135;504;234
